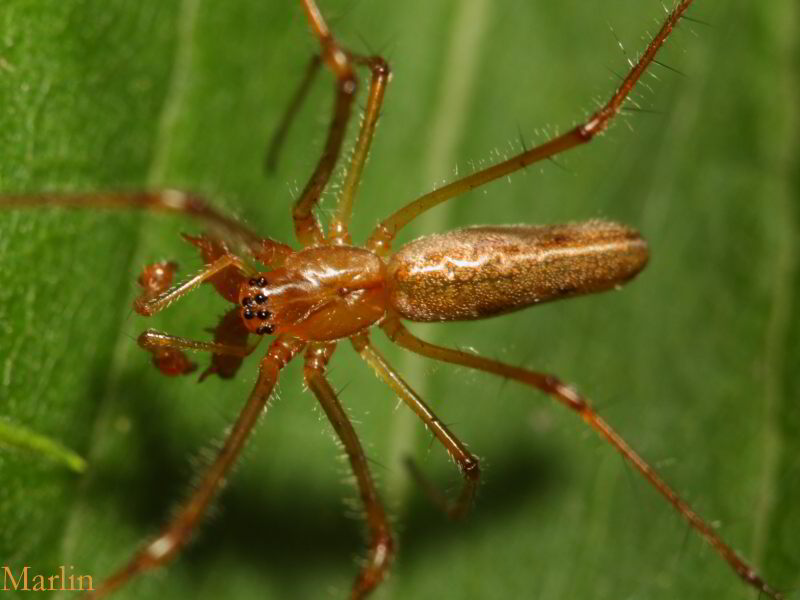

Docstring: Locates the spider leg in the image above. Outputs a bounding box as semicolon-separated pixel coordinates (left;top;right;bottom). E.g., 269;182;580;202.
351;333;479;519
137;328;259;377
265;54;322;172
0;190;265;252
329;55;391;244
86;336;306;599
134;254;250;316
138;329;253;358
304;342;393;599
380;316;783;600
366;0;696;255
292;0;358;247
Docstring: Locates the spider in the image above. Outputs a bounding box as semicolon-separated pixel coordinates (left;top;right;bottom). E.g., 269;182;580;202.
0;0;789;598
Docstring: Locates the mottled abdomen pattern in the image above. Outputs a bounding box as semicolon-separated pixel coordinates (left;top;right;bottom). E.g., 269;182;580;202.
386;220;649;322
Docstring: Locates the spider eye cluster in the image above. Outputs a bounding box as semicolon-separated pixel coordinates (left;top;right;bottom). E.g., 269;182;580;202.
241;276;275;335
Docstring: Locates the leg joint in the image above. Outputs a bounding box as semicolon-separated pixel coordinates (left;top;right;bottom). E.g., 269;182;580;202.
339;71;357;95
141;531;181;568
373;529;395;568
369;56;391;78
379;317;402;342
462;455;481;481
304;342;335;374
320;38;356;86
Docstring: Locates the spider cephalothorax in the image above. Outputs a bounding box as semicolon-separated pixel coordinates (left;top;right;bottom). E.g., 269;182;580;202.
238;246;387;341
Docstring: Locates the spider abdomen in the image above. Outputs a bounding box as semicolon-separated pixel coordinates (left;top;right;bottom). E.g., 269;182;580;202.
386;221;649;322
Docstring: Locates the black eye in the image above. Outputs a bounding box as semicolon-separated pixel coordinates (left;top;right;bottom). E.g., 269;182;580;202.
256;310;270;320
241;297;253;307
243;309;255;320
256;324;275;335
254;294;267;304
248;278;258;286
256;276;268;287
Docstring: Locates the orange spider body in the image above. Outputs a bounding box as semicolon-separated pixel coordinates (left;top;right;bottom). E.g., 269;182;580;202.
386;221;648;322
239;245;387;341
237;220;648;341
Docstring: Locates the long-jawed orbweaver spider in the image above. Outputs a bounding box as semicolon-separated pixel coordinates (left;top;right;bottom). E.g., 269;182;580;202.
0;1;792;600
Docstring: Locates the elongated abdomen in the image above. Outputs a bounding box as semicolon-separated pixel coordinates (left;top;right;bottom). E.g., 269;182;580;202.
386;220;648;322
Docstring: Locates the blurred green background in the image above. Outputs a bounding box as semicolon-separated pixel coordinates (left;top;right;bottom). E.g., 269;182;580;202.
1;1;798;599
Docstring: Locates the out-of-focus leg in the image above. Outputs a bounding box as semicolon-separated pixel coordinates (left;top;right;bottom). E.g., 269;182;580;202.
86;336;306;599
304;342;393;599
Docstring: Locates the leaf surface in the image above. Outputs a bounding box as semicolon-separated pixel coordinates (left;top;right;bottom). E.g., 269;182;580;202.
1;1;798;599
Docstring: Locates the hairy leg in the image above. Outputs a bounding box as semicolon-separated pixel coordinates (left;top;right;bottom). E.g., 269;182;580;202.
328;55;391;244
380;316;782;600
133;254;248;316
304;342;393;599
292;0;358;246
351;333;479;519
0;190;266;251
367;0;696;254
138;329;253;357
86;336;306;599
137;328;258;377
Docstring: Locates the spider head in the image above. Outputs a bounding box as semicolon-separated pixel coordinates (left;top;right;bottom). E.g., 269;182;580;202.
238;269;327;338
236;246;387;342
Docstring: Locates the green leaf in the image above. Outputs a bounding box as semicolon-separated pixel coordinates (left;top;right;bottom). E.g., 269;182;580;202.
1;1;797;599
0;419;86;473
